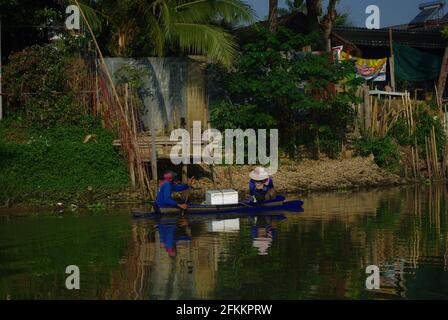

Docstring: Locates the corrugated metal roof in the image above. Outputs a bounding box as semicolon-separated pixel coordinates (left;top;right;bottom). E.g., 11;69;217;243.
332;27;447;48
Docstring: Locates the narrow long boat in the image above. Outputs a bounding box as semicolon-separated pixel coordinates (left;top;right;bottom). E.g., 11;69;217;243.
132;195;304;218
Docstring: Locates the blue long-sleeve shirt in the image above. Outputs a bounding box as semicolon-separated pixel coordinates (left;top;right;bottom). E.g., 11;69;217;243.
249;178;274;197
156;182;190;208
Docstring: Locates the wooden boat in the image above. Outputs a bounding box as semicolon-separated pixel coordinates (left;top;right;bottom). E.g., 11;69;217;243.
132;195;304;218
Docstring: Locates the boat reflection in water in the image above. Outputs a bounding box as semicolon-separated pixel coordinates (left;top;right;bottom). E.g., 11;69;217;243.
115;214;286;299
155;214;284;259
2;185;448;299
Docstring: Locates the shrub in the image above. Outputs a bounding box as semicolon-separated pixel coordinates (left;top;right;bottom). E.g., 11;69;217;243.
388;105;446;159
210;101;276;130
0;118;129;205
3;43;85;128
354;136;400;170
209;27;362;159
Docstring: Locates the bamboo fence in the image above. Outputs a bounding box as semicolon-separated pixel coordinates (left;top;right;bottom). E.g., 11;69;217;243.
366;90;448;181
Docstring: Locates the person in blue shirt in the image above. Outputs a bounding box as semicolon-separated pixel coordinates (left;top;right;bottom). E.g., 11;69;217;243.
249;167;276;202
156;171;195;210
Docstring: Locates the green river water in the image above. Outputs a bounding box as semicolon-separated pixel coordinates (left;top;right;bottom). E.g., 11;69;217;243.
1;185;448;300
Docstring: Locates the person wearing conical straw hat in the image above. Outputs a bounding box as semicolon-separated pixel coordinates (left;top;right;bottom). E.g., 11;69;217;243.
249;167;276;202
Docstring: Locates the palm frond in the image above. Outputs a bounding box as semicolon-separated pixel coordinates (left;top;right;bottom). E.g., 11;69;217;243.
147;14;165;56
171;22;238;67
175;0;256;26
213;0;256;25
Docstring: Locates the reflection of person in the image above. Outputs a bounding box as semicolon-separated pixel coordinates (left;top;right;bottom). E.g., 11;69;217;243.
155;171;195;210
252;236;273;256
157;218;193;258
250;217;278;256
249;167;276;202
158;223;177;258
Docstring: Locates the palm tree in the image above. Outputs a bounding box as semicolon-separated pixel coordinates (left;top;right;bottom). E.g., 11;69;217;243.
277;0;306;16
304;0;342;50
268;0;278;33
64;0;255;67
321;0;339;50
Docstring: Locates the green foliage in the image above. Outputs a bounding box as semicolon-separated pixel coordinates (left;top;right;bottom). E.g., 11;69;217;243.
442;25;448;39
114;65;150;90
86;202;107;210
388;105;446;159
412;106;446;159
210;101;276;130
210;27;362;158
388;118;412;146
354;136;400;170
3;43;84;128
0;118;130;206
72;0;254;66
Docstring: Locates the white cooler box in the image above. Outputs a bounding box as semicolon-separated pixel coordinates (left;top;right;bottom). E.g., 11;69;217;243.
207;219;240;233
206;190;223;205
221;189;239;205
205;189;239;205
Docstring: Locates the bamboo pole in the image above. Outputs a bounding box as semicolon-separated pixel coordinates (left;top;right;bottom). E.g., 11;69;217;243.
363;85;371;132
129;86;137;139
411;146;417;179
414;139;420;178
432;126;440;179
442;145;447;179
371;97;378;136
435;84;442;115
409;93;414;132
389;28;397;92
124;84;136;188
74;0;152;196
425;137;432;180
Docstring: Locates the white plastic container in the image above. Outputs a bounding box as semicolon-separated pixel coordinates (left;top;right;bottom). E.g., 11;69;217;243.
205;190;223;205
221;189;239;205
208;219;240;233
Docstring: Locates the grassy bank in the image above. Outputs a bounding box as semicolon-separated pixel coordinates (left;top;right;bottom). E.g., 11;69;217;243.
0;118;130;207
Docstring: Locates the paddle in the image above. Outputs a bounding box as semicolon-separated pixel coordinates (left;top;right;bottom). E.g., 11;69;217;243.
180;176;196;214
238;202;252;208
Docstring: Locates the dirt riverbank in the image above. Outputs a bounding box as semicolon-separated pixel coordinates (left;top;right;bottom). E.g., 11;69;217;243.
186;155;406;200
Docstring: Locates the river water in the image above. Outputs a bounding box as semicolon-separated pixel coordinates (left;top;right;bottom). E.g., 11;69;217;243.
1;185;448;300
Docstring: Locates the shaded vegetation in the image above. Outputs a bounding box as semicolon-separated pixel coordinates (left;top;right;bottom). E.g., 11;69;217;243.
354;136;400;172
354;104;446;174
0;118;129;206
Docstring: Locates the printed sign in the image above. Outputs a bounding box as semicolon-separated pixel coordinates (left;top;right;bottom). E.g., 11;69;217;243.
355;58;387;82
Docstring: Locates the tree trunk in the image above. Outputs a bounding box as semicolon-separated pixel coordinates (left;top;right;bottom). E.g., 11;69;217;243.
306;0;338;50
321;0;338;51
268;0;278;33
306;0;322;33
